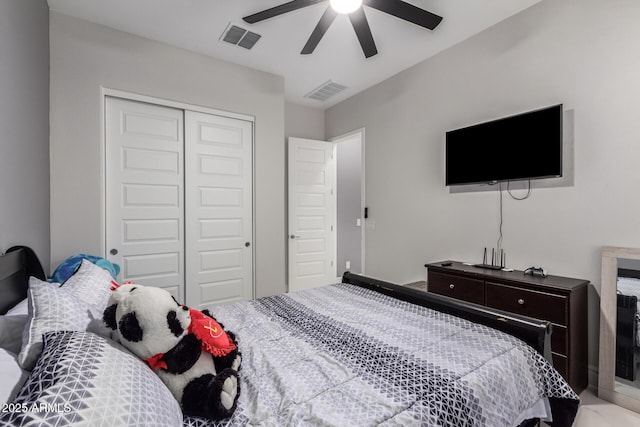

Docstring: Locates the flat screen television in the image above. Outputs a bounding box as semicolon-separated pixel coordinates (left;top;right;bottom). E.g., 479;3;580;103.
445;104;563;186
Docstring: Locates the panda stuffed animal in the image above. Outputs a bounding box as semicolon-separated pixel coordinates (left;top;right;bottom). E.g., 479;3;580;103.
103;282;241;421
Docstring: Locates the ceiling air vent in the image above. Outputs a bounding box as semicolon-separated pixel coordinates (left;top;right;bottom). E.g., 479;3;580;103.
305;80;348;102
221;23;261;50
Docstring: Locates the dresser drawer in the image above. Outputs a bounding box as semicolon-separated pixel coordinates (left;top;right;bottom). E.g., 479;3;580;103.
485;282;567;325
551;324;567;355
552;353;568;379
428;271;484;305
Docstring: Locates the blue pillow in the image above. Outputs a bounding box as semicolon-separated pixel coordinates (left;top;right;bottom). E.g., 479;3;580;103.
49;254;120;283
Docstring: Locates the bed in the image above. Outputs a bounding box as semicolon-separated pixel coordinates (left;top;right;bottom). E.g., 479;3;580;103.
615;268;640;380
0;247;579;426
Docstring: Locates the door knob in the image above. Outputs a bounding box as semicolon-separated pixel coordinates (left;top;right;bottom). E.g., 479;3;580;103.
110;248;118;255
290;234;296;239
245;242;251;247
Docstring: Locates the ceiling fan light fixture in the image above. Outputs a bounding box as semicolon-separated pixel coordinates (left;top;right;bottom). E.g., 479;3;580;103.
329;0;362;14
244;0;443;58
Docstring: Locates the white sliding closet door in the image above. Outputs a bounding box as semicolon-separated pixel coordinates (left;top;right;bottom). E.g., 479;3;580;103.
105;96;253;307
185;111;253;308
105;97;185;300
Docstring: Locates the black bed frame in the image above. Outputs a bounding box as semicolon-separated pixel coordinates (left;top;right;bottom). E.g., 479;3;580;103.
0;246;46;314
342;271;553;362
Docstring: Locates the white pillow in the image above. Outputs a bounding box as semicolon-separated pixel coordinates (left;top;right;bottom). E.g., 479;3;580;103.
60;258;114;310
0;315;28;354
0;348;29;405
18;277;109;371
5;298;28;316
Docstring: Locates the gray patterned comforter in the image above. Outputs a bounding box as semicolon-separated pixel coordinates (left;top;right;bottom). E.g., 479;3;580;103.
185;283;579;427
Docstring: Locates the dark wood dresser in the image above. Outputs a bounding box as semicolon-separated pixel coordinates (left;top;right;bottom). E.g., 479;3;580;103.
425;261;588;393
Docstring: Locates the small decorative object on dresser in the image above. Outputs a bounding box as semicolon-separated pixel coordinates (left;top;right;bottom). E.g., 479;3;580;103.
425;261;588;393
524;266;548;278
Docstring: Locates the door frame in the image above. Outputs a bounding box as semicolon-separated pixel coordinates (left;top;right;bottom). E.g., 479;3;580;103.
99;88;256;297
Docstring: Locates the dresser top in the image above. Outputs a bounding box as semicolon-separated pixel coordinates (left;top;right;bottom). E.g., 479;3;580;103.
425;261;589;291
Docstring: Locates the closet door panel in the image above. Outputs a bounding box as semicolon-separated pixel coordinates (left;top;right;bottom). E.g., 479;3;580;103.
185;111;253;308
105;97;185;301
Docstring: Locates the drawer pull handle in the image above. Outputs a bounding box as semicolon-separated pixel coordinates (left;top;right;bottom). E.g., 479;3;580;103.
517;298;525;305
449;284;455;290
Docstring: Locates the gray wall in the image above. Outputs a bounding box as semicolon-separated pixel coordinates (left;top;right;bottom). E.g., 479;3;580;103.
325;0;640;384
336;134;362;276
49;12;286;297
285;102;325;140
0;0;50;272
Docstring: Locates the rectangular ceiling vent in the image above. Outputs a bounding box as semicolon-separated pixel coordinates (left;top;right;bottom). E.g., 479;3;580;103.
305;80;348;102
221;23;261;50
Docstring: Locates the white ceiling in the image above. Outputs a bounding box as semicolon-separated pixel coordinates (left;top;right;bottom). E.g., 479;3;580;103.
47;0;541;109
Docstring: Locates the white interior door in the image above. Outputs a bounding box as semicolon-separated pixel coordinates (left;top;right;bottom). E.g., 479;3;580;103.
105;97;185;300
288;137;336;292
185;111;253;308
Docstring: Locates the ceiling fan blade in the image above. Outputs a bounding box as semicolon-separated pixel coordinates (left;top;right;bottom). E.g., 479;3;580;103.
301;7;338;54
363;0;443;30
349;7;378;58
243;0;326;24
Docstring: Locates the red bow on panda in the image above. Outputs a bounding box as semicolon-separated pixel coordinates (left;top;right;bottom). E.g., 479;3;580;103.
146;308;237;371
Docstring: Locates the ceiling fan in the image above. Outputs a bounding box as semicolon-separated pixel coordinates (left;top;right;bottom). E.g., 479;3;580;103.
243;0;443;58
